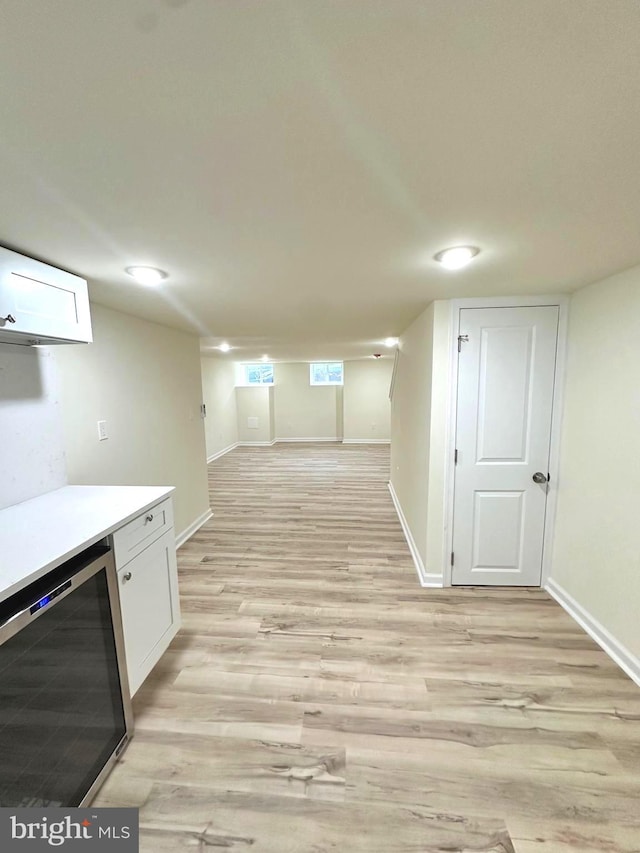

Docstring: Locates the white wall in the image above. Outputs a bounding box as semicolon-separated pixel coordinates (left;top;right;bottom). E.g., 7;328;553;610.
0;343;67;509
201;356;238;461
273;362;340;440
389;301;451;582
343;358;393;442
425;301;452;577
220;361;391;445
390;303;435;574
236;386;273;443
551;266;640;663
206;361;382;448
336;385;344;442
269;384;276;440
54;303;210;538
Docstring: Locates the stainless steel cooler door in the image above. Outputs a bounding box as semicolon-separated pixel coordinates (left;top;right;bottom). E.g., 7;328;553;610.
0;548;132;807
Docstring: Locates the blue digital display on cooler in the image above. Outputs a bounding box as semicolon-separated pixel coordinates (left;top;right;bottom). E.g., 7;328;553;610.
30;595;51;614
29;579;72;615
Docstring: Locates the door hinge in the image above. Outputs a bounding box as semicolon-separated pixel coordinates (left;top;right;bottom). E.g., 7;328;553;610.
451;551;455;566
457;334;469;353
454;448;458;465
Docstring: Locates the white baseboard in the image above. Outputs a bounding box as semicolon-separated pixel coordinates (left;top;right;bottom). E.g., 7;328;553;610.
342;438;390;444
387;482;443;588
232;437;385;447
274;437;341;443
207;442;238;463
233;438;378;447
176;508;213;549
545;578;640;687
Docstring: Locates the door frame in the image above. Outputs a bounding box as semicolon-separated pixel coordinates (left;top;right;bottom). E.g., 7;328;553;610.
442;295;569;588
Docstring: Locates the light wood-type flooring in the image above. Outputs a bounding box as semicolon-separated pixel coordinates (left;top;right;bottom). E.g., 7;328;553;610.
95;443;640;852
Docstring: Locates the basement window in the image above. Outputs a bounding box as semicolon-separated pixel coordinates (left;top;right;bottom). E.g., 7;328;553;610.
242;363;274;385
310;362;343;386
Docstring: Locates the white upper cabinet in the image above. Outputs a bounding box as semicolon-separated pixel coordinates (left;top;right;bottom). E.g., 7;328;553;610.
0;247;92;345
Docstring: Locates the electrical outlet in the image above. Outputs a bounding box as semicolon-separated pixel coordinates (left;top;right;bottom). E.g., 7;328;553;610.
97;420;108;441
247;417;259;429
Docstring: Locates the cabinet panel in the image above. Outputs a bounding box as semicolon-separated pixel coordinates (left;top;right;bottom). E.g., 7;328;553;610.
0;247;92;345
117;529;180;695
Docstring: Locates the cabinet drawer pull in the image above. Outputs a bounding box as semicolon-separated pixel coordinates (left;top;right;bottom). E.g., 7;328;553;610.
1;314;16;324
122;571;133;583
145;513;154;523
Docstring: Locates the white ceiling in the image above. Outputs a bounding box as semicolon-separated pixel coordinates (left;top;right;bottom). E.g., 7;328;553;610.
1;1;640;361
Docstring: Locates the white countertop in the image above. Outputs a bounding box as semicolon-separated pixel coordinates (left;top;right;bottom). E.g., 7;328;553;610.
0;485;175;602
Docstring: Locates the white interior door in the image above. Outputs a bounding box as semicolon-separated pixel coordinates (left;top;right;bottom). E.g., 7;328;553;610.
452;306;559;586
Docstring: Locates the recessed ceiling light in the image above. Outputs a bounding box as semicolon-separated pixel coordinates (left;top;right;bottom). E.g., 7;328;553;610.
433;246;480;270
125;266;168;286
261;354;269;362
218;342;231;353
384;337;399;348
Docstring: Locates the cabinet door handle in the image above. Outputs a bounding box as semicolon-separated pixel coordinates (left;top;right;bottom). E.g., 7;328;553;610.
122;571;133;583
1;314;16;324
145;514;154;523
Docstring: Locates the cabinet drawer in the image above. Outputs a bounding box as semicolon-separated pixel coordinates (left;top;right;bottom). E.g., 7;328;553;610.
112;498;173;567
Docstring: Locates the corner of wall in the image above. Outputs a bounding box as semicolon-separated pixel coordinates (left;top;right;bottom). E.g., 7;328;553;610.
336;384;344;440
387;482;443;587
545;577;640;687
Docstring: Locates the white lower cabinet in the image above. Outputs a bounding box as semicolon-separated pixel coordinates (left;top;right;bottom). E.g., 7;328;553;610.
113;509;181;696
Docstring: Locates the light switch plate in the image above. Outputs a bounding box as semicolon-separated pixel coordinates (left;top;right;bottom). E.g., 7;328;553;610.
97;420;108;441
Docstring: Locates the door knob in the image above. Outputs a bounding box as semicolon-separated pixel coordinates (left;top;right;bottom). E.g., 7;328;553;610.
532;472;549;484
